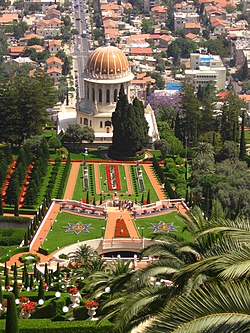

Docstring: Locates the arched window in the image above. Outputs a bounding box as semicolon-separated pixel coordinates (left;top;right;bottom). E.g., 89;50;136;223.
90;120;92;127
105;120;112;127
99;89;102;103
80;117;82;124
92;88;95;102
100;121;103;128
84;118;88;126
114;89;118;102
87;86;89;99
106;89;110;103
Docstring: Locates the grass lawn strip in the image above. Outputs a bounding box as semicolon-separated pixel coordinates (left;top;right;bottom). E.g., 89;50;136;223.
140;165;159;202
135;211;191;241
44;212;106;253
72;165;84;201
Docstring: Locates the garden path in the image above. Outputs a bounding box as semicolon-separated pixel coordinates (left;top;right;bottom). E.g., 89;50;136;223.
105;209;140;240
143;164;166;200
94;163;101;194
63;162;81;199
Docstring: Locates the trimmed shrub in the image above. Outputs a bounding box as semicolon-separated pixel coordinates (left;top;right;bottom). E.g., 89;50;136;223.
0;216;30;224
0;229;24;246
0;319;114;332
5;293;19;333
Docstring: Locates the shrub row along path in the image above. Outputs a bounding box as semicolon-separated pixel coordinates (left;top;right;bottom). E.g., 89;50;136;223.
7;163;81;267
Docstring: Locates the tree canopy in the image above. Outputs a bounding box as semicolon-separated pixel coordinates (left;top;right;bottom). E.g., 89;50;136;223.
111;85;149;156
0;74;57;145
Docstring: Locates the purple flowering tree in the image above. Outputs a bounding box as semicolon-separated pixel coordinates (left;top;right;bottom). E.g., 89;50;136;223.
146;91;182;127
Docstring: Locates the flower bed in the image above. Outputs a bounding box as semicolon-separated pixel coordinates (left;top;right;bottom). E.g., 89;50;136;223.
105;165;121;191
114;218;130;237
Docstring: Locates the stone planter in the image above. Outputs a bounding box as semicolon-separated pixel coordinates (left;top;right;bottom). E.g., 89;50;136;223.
87;307;98;321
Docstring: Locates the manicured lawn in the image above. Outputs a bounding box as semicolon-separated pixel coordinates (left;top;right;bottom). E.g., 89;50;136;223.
68;149;107;161
135;211;191;241
42;129;57;138
43;212;106;253
72;165;84;201
0;245;18;262
141;165;159;202
145;150;162;161
245;130;250;144
72;164;96;201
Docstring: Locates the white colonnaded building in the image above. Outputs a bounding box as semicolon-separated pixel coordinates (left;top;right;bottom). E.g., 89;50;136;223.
76;44;159;144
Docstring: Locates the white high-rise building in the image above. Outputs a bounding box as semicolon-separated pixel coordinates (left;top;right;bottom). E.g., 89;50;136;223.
185;53;226;91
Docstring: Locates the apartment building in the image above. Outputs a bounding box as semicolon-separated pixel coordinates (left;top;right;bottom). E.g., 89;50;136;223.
185;53;226;91
174;12;199;31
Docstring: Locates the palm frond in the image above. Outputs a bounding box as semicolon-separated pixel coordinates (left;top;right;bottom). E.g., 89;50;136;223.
144;281;250;333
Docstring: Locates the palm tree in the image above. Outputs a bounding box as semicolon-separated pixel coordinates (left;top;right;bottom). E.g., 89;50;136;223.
86;259;134;298
106;208;250;332
144;281;250;333
68;244;98;266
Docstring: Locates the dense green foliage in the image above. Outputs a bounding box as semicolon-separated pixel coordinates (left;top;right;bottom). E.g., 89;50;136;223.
0;229;25;246
0;74;56;144
111;85;149;157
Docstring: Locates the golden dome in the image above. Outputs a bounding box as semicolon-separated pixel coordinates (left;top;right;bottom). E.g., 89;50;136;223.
86;45;130;79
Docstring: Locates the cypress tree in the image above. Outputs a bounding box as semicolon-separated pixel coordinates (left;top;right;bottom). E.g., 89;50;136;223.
56;262;60;278
5;272;9;288
22;270;25;284
27;227;31;242
111;85;149;156
141;193;144;205
174;112;183;141
44;272;49;285
24;273;29;289
86;191;89;204
146;189;150;204
0;193;3;216
33;264;37;279
6;293;19;333
239;109;246;160
44;263;48;276
14;199;19;217
30;221;34;236
4;262;8;276
29;274;34;289
93;196;96;205
13;263;17;279
23;263;27;276
0;279;3;303
99;194;102;205
38;278;45;301
24;232;28;246
48;272;52;286
13;279;19;299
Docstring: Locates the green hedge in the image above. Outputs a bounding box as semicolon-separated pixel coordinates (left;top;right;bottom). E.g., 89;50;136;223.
0;246;29;263
3;207;36;215
0;216;30;224
0;229;25;246
0;319;114;332
38;247;49;255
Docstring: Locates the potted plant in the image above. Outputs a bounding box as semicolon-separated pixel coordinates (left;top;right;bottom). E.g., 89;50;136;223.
85;300;99;321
